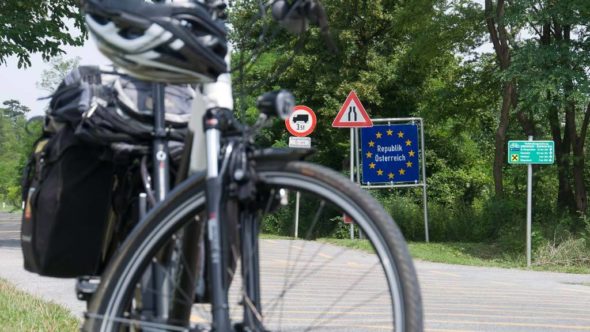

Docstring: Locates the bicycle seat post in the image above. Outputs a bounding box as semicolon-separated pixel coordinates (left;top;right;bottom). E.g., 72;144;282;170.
147;82;172;321
152;82;170;202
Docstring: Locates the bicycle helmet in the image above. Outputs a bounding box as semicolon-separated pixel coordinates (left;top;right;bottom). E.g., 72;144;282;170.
83;0;228;83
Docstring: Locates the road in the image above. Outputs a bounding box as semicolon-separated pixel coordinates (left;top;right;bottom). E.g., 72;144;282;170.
2;212;590;331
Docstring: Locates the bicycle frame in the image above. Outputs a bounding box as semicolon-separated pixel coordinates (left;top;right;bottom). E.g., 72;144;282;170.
203;108;232;330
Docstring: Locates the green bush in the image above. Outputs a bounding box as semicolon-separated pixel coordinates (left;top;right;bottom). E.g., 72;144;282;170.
368;191;531;244
6;185;21;209
377;192;425;241
329;218;361;239
261;201;295;237
260;191;342;239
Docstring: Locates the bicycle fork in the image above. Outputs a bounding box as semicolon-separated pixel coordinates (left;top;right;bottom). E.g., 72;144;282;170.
204;108;232;331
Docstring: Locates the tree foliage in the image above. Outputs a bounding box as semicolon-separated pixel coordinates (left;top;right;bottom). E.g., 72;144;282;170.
0;100;40;207
0;0;85;68
502;0;590;220
231;0;485;167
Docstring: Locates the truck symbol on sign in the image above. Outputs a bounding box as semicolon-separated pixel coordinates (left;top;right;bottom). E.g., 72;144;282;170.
293;114;309;124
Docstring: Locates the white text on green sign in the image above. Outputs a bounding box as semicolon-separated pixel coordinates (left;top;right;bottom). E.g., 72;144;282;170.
508;140;554;165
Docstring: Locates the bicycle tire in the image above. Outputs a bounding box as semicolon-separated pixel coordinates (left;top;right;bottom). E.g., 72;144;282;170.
83;161;423;331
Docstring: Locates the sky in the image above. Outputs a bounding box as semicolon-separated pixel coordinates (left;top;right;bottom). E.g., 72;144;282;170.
0;39;110;117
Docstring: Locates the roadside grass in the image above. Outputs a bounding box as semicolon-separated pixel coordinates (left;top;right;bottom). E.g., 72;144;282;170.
260;233;294;240
0;278;79;332
317;238;590;274
0;202;14;212
0;202;20;213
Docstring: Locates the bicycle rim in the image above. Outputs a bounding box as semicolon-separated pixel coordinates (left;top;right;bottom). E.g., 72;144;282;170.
84;162;422;331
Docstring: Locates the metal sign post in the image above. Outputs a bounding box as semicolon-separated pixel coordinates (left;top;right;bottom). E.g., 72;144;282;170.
420;120;429;242
286;105;316;239
355;128;364;239
526;136;533;267
349;128;355;239
508;138;555;267
294;191;301;238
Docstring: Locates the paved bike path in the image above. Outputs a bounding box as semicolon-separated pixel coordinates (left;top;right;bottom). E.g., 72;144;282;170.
3;212;590;331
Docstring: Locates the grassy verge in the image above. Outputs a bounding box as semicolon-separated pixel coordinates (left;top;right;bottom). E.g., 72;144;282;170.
318;238;590;274
0;278;79;331
0;202;20;213
408;242;520;268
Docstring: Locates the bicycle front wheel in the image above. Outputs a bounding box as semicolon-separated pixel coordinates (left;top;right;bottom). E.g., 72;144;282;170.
83;161;422;331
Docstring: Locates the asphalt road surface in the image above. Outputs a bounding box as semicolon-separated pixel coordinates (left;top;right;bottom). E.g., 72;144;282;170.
2;212;590;331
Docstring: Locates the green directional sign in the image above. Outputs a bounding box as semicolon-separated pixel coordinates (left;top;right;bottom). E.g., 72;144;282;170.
508;140;554;165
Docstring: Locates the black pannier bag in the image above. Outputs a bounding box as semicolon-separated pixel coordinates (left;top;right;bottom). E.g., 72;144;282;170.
21;125;114;278
21;65;193;278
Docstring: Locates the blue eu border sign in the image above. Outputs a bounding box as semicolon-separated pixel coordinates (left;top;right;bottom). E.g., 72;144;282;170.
361;124;420;184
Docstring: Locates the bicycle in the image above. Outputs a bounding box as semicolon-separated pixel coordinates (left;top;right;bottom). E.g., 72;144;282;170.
81;0;423;331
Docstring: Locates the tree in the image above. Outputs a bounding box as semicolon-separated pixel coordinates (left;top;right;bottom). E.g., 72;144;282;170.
2;99;30;120
507;0;590;218
37;55;81;93
0;100;31;204
0;0;85;68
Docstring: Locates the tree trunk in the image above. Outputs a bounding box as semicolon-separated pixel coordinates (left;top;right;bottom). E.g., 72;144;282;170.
563;27;588;216
572;141;587;214
493;82;512;197
548;100;576;213
486;0;513;197
571;103;590;215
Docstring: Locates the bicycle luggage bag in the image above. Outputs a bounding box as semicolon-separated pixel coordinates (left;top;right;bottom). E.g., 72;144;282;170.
21;125;114;278
75;74;193;146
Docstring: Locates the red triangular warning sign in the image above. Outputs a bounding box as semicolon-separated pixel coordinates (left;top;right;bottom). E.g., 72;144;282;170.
332;90;373;128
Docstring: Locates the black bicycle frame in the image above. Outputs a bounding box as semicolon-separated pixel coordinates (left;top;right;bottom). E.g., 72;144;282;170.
152;83;170;202
203;108;233;331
